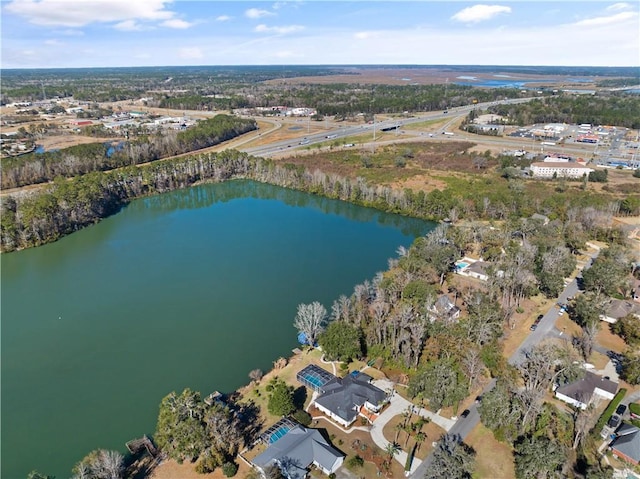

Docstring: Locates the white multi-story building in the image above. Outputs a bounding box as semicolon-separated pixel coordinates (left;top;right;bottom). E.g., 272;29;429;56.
530;161;594;178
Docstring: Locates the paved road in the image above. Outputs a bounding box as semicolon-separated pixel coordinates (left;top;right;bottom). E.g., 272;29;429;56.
240;97;537;157
410;248;601;478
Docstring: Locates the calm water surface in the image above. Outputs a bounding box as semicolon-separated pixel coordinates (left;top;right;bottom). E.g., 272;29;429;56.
1;180;433;478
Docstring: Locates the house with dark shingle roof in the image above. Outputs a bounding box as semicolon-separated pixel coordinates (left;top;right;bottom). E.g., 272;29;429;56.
610;423;640;465
600;298;640;324
554;370;618;410
311;372;389;428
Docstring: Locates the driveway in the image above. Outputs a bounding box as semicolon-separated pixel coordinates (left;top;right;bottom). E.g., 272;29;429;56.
368;381;458;476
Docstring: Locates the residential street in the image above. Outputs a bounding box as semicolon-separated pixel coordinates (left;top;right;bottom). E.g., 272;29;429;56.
409;247;601;478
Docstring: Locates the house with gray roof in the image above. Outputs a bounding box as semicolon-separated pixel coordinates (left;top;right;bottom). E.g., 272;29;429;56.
610;423;640;465
599;298;640;324
554;370;618;410
252;424;344;479
463;261;492;281
312;372;389;427
429;294;461;323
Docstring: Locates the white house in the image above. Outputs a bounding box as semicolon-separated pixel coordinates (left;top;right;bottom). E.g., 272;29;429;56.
530;162;594;179
554;371;618;410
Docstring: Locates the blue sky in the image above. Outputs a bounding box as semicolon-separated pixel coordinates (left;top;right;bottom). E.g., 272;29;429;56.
2;1;639;68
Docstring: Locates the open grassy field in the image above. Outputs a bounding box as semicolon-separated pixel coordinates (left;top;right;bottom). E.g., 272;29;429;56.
465;423;516;479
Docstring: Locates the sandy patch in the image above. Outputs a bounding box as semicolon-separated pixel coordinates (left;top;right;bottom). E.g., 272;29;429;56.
150;458;251;479
37;135;115;150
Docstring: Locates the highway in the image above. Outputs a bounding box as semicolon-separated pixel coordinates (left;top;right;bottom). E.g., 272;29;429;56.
238;97;537;158
410;248;600;478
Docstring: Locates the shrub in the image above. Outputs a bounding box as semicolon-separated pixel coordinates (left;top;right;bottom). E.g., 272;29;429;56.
347;455;365;469
293;409;312;427
222;462;238;477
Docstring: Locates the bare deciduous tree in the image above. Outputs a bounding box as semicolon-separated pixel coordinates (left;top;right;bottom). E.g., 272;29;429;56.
293;301;327;347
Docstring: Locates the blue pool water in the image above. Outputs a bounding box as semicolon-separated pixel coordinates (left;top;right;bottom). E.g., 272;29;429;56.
302;374;326;388
269;426;291;443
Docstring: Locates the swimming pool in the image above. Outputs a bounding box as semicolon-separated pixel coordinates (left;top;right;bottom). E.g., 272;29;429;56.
301;373;326;388
269;425;291;443
455;261;470;270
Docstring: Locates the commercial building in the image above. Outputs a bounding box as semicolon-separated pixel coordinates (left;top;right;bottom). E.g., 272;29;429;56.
530;162;594;179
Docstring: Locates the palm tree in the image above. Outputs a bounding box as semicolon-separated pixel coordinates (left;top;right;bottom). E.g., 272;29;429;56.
394;422;404;443
404;423;413;447
415;432;426;453
385;442;400;462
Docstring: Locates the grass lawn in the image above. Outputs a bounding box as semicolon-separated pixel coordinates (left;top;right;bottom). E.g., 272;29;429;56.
239;347;328;428
555;312;583;338
502;297;547;358
465;423;515;479
596;324;628;353
381;413;445;460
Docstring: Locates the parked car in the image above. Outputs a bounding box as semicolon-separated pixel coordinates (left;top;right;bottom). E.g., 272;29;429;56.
461;409;470;418
608;414;621;429
615;404;627;416
531;315;543;331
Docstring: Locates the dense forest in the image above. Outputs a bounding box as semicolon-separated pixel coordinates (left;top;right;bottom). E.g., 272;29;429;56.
487;95;640;129
1;114;256;189
158;83;524;116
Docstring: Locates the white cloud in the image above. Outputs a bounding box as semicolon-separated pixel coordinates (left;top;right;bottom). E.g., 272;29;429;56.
114;20;144;31
606;2;633;11
216;15;231;22
245;8;273;19
451;4;512;23
573;11;637;27
161;19;193;29
354;31;380;40
179;47;204;59
44;38;62;45
255;24;303;34
4;0;176;27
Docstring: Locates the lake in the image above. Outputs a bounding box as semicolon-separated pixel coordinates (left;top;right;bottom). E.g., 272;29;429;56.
1;180;434;478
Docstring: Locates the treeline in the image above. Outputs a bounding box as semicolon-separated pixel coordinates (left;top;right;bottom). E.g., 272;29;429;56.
3;148;638;252
0;114;256;189
487;95;640;129
0;65;341;105
156;84;524;117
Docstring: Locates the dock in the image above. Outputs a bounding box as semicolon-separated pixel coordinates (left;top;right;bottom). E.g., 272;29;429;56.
126;435;158;457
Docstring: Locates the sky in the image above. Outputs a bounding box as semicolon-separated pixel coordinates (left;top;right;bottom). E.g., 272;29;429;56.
1;0;639;69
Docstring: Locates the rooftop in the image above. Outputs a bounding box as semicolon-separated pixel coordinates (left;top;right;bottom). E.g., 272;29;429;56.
253;425;343;479
555;370;618;405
